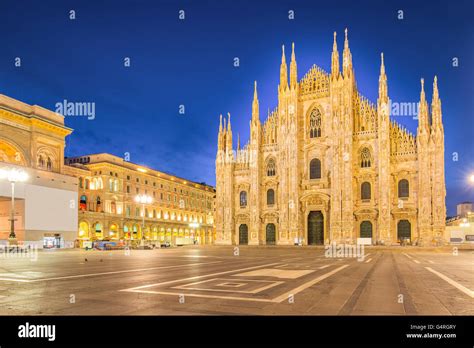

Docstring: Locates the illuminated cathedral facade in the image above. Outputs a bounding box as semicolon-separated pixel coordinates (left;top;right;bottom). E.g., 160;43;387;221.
215;30;446;246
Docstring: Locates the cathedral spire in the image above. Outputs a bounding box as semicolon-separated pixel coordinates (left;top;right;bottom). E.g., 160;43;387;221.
331;31;340;78
378;52;388;102
217;114;224;151
431;76;442;130
433;75;439;101
226;112;233;153
342;28;353;77
237;133;240;150
252;80;260;123
418;78;429;134
290;42;298;89
279;45;288;91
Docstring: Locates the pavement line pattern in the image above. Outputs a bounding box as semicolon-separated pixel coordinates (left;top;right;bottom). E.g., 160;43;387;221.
413;259;420;264
172;278;284;294
318;265;331;269
402;252;413;259
0;278;33;283
126;289;278;302
0;261;222;283
120;262;282;291
428;260;435;264
271;265;349;303
425;267;474;298
122;264;349;303
364;258;372;263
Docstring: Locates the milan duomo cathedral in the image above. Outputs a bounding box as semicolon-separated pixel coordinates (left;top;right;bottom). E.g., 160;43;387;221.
215;30;446;246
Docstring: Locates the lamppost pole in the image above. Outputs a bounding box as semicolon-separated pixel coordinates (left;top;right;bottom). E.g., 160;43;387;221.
141;202;145;238
9;181;16;239
0;167;28;243
135;194;152;246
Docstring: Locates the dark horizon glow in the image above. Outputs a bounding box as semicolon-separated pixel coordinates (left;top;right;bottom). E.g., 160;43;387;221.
0;0;473;215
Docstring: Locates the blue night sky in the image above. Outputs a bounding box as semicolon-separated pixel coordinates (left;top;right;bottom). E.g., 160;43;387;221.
0;0;472;215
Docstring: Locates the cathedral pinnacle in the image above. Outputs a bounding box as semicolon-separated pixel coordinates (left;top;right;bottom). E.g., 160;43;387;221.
380;52;385;75
378;52;388;102
342;28;353;77
331;31;340;77
279;45;288;91
252;81;260;122
420;78;426;102
433;75;439;101
290;42;298;88
344;28;349;49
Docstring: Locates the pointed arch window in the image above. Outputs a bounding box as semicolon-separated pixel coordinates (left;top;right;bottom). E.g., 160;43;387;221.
267;159;276;176
361;147;371;168
309;158;321;179
309;108;322;138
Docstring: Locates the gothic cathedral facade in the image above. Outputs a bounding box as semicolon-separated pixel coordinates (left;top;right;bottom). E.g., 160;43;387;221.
215;30;446;246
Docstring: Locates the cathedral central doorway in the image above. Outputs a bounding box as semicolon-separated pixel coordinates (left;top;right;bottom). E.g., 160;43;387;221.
397;220;411;242
239;224;248;245
266;223;276;245
308;211;324;245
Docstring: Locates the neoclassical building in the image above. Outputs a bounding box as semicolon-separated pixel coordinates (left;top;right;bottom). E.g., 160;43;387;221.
64;154;216;247
0;94;78;247
215;30;446;246
0;93;215;248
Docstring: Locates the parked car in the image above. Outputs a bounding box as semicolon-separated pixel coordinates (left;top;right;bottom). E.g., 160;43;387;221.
160;241;171;248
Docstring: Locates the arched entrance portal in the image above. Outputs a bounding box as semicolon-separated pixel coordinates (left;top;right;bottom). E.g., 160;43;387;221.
308;211;324;245
266;223;276;245
397;220;411;242
239;224;248;245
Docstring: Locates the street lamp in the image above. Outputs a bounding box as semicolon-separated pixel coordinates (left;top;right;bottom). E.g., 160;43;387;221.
189;222;200;244
469;174;474;184
0;167;28;242
135;194;152;243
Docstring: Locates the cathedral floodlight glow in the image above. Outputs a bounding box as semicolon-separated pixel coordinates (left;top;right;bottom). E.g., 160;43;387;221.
215;30;446;247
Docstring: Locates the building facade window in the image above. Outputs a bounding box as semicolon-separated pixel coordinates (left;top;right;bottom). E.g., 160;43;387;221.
267;189;275;205
361;182;371;200
398;179;409;198
309;158;321;179
240;191;247;207
79;195;87;211
361;147;371;168
309;108;322;138
267;159;276;176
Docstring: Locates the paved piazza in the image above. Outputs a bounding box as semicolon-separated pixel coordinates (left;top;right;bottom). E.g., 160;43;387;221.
0;246;472;315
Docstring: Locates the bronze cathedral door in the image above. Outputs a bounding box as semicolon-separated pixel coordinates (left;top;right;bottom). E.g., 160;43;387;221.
308;211;324;245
